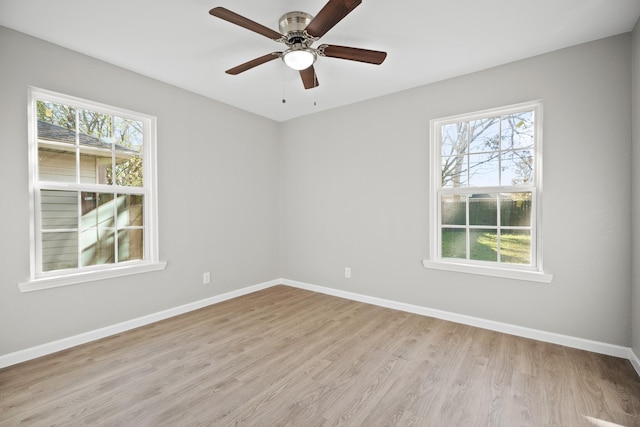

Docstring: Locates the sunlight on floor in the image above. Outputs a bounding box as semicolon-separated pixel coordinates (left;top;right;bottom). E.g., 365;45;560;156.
583;415;626;427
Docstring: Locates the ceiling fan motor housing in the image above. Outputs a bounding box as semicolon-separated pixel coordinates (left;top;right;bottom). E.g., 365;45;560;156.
279;12;315;46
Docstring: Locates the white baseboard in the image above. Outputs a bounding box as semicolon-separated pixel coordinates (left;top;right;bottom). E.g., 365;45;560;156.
281;279;635;362
2;277;638;376
0;279;279;369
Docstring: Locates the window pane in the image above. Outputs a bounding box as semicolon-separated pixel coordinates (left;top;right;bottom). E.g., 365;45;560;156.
81;192;115;228
500;230;531;264
81;229;115;267
114;117;143;151
441;194;466;225
119;229;144;262
468;152;499;187
117;195;144;227
441;122;468;157
441;228;466;259
37;101;76;142
79;109;112;140
114;155;143;187
41;190;78;229
469;194;497;225
470;229;497;262
501;149;533;186
500;193;532;227
42;231;78;271
501;111;534;150
79;155;98;184
442;155;468;187
38;149;76;183
469;117;500;153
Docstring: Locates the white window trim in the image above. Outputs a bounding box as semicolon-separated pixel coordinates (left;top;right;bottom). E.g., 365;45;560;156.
20;87;166;292
423;100;552;283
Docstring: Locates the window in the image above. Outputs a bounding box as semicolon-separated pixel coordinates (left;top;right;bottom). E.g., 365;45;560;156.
424;101;551;282
21;88;165;292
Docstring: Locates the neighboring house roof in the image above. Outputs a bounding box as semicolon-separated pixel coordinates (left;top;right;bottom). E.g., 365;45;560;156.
38;120;138;154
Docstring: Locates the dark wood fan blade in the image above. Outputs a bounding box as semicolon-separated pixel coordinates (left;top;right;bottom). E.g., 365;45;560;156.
226;53;281;75
210;7;283;41
318;44;387;65
305;0;362;38
300;66;320;89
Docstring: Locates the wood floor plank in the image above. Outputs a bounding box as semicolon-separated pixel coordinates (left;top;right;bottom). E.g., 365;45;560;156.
1;285;640;426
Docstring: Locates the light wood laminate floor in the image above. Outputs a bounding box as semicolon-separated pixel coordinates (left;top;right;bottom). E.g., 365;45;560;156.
1;285;640;426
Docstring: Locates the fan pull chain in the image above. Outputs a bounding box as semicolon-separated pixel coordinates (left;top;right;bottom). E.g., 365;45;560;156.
281;68;286;104
313;70;317;106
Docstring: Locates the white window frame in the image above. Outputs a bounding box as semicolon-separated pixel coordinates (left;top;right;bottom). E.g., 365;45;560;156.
423;100;552;283
20;87;166;292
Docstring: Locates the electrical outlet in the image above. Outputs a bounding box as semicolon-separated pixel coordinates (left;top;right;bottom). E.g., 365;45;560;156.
203;272;211;284
345;267;351;279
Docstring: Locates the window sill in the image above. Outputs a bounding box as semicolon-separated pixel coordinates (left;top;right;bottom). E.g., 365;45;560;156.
422;259;552;283
19;261;167;292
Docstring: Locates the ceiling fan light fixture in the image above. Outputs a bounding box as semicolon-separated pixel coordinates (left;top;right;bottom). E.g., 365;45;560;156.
283;48;316;70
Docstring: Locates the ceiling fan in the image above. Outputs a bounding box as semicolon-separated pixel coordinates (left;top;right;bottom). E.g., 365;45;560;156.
209;0;387;90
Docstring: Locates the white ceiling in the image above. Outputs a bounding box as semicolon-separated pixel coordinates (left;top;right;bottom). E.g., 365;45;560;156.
1;0;639;122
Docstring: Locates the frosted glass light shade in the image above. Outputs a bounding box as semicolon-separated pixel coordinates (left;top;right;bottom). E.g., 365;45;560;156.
283;49;316;70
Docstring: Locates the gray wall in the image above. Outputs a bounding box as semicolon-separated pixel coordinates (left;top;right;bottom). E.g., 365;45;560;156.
280;34;633;346
1;25;636;356
632;20;640;358
0;27;280;355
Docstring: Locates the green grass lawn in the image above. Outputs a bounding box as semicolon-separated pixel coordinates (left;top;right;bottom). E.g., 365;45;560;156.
442;229;531;264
